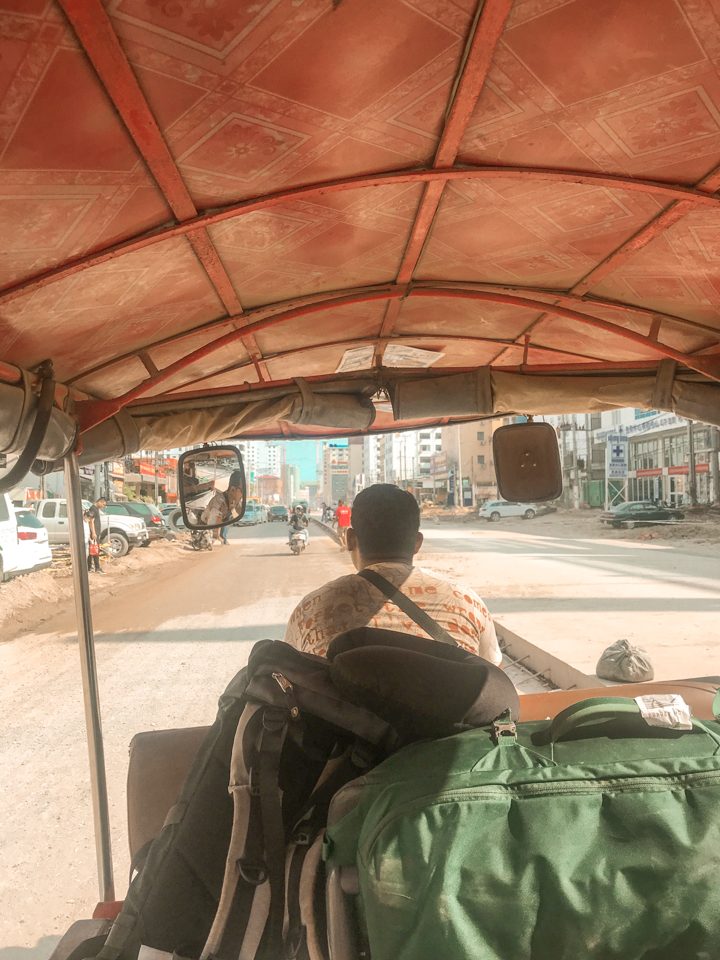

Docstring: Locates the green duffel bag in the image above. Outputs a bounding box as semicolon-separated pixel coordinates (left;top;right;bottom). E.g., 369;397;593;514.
324;696;720;960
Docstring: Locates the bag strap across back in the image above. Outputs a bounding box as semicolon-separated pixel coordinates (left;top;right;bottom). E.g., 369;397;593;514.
357;568;456;647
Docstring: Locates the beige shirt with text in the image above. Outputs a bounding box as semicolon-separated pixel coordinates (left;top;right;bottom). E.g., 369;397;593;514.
283;562;501;664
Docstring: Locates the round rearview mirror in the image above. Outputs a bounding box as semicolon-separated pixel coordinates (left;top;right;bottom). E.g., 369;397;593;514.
178;446;247;530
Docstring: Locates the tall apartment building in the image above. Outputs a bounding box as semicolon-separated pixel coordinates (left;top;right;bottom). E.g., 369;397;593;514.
441;418;515;506
242;440;285;480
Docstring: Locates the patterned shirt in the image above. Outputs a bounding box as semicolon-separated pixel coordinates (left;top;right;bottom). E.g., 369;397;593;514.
283;561;501;663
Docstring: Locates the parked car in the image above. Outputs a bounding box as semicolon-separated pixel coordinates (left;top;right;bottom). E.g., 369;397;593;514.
14;509;53;575
0;496;53;581
601;501;684;529
268;505;289;523
479;500;539;521
32;499;148;557
105;501;168;542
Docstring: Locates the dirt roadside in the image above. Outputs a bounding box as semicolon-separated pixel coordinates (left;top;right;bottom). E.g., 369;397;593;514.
0;538;195;642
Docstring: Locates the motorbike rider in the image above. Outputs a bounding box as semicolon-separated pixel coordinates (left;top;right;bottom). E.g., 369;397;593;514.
288;504;309;547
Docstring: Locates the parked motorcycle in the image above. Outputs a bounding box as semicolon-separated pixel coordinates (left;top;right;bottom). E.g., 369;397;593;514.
191;528;213;551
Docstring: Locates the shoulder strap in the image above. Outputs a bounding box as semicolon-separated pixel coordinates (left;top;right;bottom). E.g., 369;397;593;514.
357;568;456;647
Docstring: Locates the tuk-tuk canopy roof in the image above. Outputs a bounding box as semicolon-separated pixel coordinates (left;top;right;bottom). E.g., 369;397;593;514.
1;0;719;455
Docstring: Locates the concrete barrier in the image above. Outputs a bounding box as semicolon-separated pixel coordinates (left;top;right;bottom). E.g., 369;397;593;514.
310;515;341;545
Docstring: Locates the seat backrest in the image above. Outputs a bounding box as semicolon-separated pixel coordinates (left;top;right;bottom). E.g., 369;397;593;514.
127;725;210;860
520;678;720;722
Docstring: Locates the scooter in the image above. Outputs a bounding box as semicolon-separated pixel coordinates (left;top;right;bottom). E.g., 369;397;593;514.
289;530;307;555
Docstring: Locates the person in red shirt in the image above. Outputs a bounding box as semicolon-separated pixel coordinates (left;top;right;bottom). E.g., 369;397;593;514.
335;499;352;547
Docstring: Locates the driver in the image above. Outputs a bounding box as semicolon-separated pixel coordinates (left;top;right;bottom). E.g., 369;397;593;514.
182;460;215;498
288;504;309;546
201;470;245;529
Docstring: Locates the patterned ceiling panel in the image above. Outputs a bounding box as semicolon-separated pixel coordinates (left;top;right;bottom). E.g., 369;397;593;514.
1;237;223;379
416;180;666;289
458;0;720;184
207;184;423;307
530;316;662;363
394;296;539;342
0;11;171;288
106;0;475;205
590;206;720;329
254;301;386;355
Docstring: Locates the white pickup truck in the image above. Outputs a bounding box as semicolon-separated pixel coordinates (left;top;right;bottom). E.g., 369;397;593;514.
32;499;149;557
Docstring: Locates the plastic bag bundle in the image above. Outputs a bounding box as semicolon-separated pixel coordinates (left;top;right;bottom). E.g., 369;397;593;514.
596;639;654;683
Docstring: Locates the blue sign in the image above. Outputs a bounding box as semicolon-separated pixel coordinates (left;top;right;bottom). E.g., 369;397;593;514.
606;434;628;479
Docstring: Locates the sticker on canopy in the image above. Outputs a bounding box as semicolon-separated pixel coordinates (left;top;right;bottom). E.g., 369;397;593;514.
635;694;692;730
383;345;443;368
336;345;374;373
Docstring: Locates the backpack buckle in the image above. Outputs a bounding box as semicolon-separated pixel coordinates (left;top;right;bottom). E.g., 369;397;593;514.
492;712;517;744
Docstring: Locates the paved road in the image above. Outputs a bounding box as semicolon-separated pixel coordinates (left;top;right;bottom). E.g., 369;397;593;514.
419;518;720;682
1;517;717;956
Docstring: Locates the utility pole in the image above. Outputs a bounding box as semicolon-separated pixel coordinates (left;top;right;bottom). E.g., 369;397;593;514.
571;419;580;509
711;425;720;505
154;452;159;504
456;423;463;507
93;464;103;500
687;420;698;507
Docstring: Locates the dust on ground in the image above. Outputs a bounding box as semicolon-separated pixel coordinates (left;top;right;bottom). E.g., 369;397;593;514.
456;507;720;546
0;538;195;641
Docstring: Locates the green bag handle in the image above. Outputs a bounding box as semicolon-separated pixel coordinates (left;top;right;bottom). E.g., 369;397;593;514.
549;697;720;751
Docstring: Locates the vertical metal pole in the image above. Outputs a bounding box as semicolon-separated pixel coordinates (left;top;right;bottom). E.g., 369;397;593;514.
711;426;720;506
154;452;159;504
456;423;463;507
687;420;698;507
64;453;115;903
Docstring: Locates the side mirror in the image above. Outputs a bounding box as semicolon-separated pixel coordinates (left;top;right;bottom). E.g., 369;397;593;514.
178;446;247;530
493;422;562;502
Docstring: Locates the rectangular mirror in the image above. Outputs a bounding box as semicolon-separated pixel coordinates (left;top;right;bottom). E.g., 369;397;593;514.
178;446;246;530
493;421;562;503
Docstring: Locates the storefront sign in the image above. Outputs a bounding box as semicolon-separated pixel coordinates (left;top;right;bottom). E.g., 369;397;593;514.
606;434;628;479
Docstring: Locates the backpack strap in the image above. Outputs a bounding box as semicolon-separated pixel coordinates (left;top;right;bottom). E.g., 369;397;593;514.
357;568;456;647
257;708;289;956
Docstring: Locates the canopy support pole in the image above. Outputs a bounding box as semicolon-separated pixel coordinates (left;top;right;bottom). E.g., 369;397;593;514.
64;452;115;903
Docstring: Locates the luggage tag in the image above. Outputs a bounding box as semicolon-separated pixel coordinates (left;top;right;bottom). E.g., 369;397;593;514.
634;694;692;730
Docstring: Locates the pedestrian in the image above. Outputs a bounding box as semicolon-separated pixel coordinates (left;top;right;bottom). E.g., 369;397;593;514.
284;484;501;663
220;523;230;545
85;496;106;575
335;498;352;547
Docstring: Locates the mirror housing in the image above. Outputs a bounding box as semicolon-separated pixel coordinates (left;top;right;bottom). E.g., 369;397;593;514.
493;421;562;503
178;446;247;530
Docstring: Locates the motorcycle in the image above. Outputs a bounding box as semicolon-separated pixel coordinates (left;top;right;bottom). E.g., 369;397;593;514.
289;529;307;555
190;528;213;551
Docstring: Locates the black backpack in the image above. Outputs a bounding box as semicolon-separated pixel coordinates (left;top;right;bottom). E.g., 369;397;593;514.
96;634;518;960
